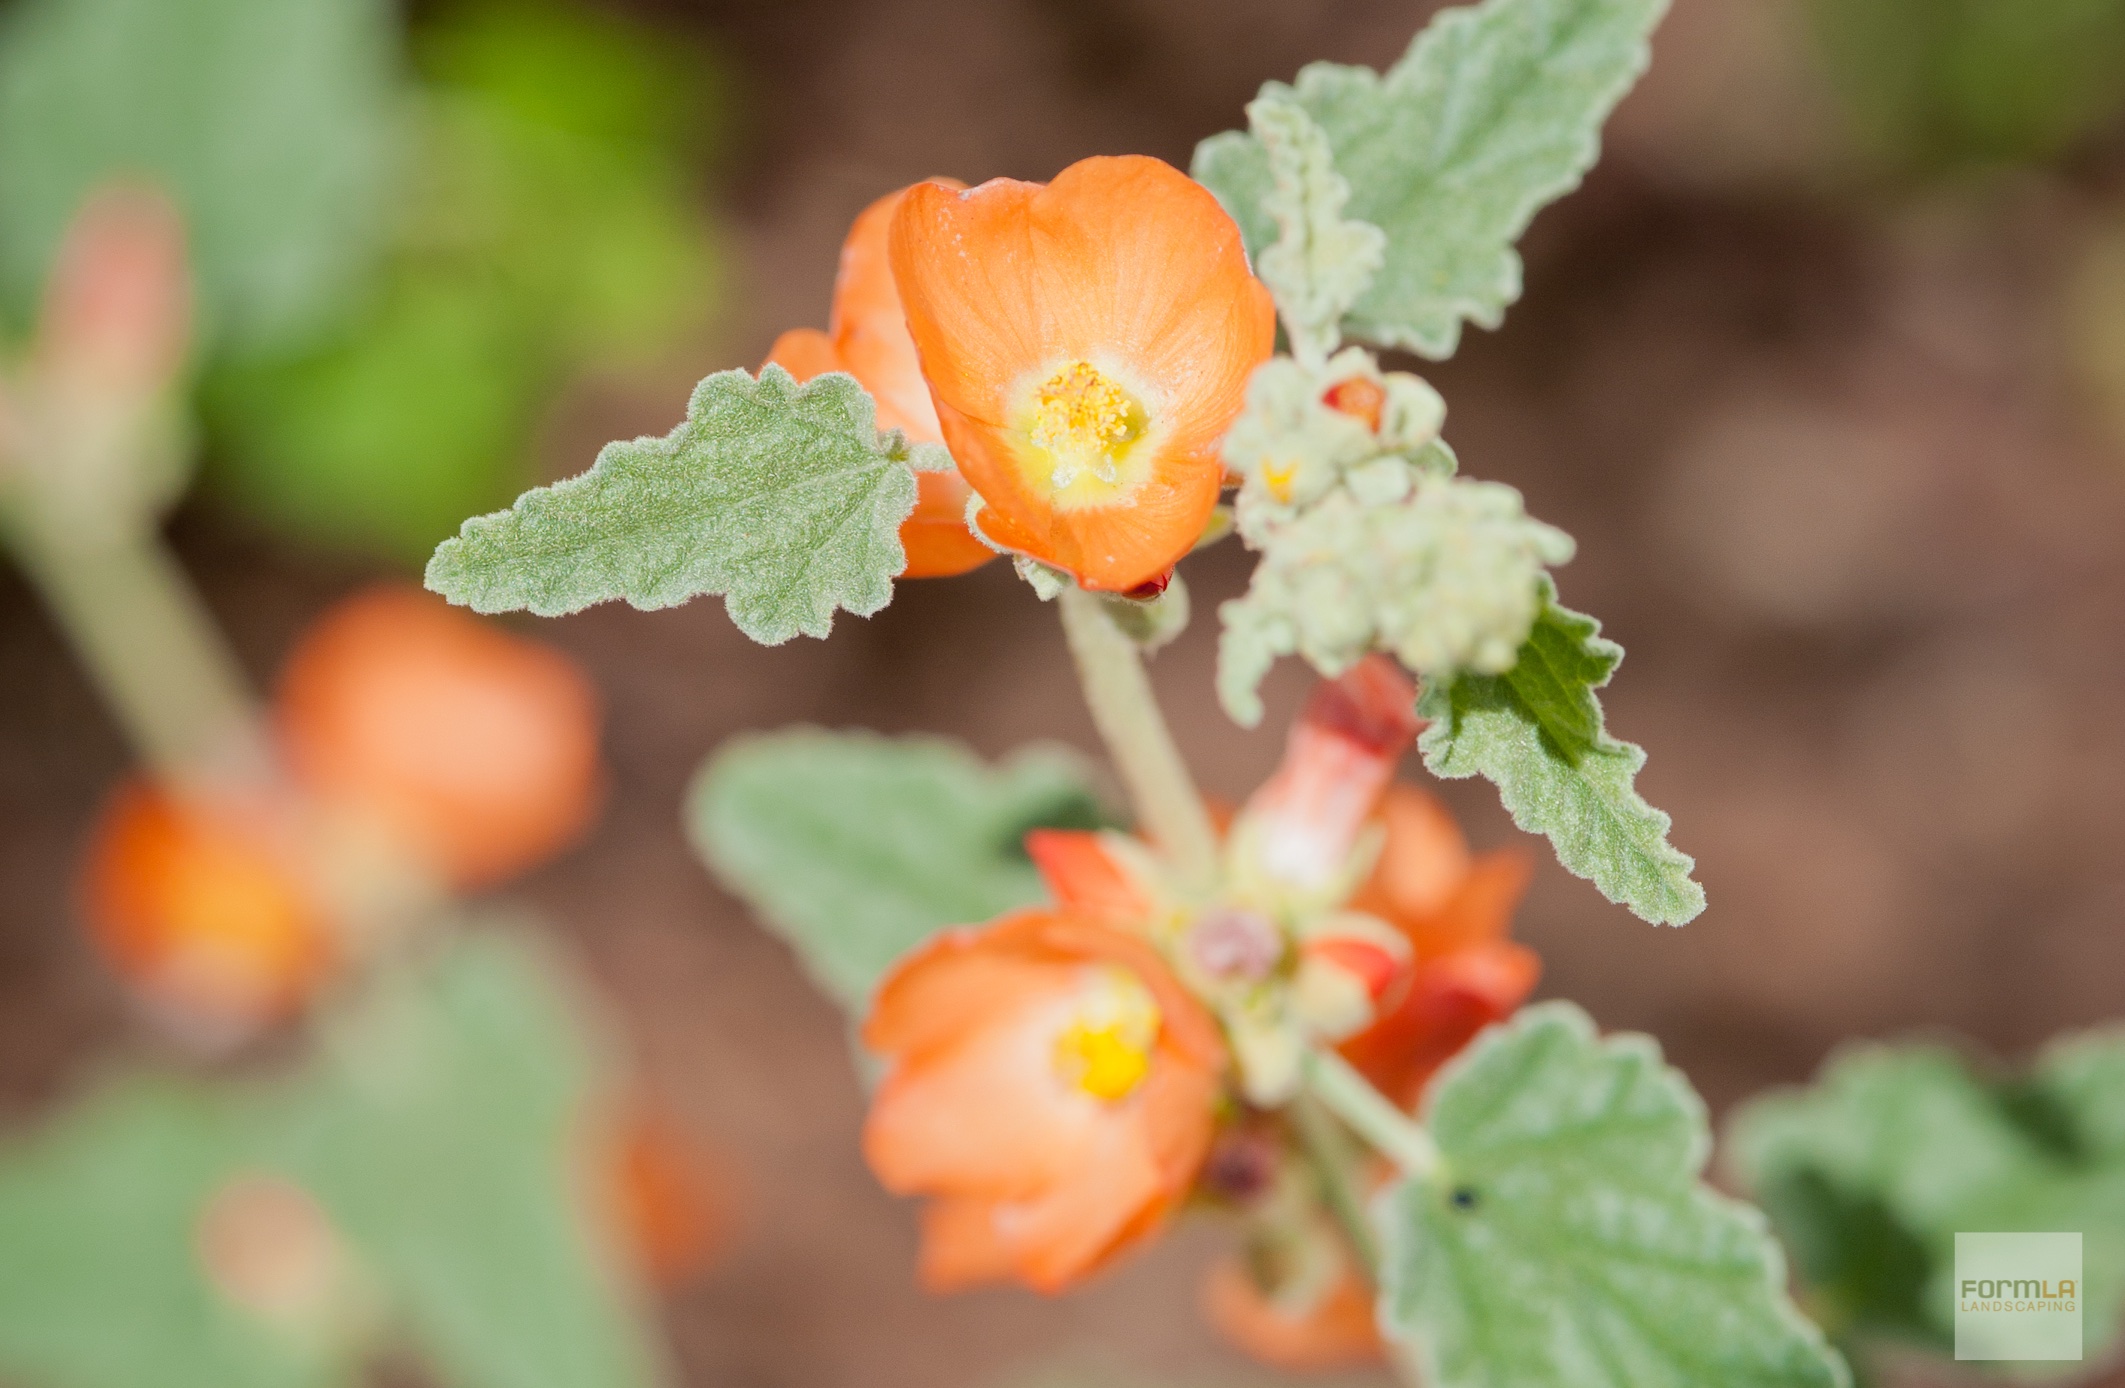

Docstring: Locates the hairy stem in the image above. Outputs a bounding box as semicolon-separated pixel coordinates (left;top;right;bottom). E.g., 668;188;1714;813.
1301;1048;1443;1182
1056;584;1219;886
6;510;269;790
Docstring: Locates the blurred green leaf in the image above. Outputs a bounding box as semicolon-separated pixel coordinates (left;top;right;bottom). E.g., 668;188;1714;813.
1193;0;1667;360
426;367;928;643
0;1082;353;1388
1376;1002;1848;1388
274;931;664;1388
1805;0;2125;174
0;0;399;354
1729;1030;2125;1364
206;0;722;563
0;930;666;1388
688;729;1104;1009
1417;578;1703;925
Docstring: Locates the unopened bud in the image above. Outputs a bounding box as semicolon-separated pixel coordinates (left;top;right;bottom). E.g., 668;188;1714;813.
38;183;191;402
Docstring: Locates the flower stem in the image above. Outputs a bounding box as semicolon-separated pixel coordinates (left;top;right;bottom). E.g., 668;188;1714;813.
1055;584;1219;887
1291;1091;1379;1279
3;508;270;792
1300;1048;1443;1182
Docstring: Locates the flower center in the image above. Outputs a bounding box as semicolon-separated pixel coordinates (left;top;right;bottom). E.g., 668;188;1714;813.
1023;361;1149;497
1052;966;1161;1102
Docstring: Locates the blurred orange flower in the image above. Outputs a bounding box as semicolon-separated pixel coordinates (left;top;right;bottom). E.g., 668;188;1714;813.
889;156;1275;592
765;184;995;580
1202;1250;1383;1373
1340;787;1539;1109
607;1108;732;1289
861;909;1224;1292
275;586;603;890
79;782;333;1030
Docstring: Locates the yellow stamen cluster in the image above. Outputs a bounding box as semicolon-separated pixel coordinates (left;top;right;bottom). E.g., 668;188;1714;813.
1027;361;1146;490
1053;966;1162;1101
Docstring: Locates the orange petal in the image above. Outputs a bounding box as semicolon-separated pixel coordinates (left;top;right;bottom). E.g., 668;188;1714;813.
891;157;1274;591
1239;658;1420;892
763;326;847;382
1339;940;1539;1108
1402;849;1533;960
828;185;955;445
1024;830;1151;928
901;469;997;577
276;586;604;890
1353;784;1472;924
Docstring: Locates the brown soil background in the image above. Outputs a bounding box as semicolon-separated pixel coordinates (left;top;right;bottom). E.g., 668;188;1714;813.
4;1;2124;1385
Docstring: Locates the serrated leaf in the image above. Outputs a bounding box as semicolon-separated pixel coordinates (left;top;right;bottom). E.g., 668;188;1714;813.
1417;578;1702;925
1219;473;1572;727
1728;1031;2125;1362
0;0;398;355
276;931;664;1388
1376;1002;1848;1388
0;1082;354;1388
1193;0;1667;359
688;729;1105;1010
425;366;925;644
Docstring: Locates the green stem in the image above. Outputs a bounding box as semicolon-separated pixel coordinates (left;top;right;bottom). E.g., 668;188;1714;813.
6;510;269;790
1055;584;1219;887
1291;1092;1378;1279
1301;1048;1443;1182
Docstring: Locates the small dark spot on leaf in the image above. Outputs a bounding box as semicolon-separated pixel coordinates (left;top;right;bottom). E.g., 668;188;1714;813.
1450;1186;1479;1211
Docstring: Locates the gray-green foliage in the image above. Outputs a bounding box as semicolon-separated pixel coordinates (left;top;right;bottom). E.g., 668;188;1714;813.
1729;1029;2125;1364
689;729;1106;1010
1377;1003;1848;1388
0;930;664;1388
1246;93;1385;365
426;366;935;644
1418;579;1702;925
0;0;399;355
1221;475;1573;728
1194;0;1668;359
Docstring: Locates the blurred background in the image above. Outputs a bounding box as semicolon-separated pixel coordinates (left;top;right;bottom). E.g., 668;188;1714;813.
2;0;2124;1385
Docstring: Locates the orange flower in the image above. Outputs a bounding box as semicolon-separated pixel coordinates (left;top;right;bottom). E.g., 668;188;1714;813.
275;586;603;890
764;185;995;580
861;910;1224;1292
1340;785;1539;1108
1202;1251;1383;1373
889;156;1275;592
79;782;334;1029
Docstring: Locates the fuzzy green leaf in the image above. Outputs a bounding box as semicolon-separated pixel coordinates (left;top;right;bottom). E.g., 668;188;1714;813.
0;0;398;355
1728;1030;2125;1361
1193;0;1667;359
1376;1002;1848;1388
425;366;928;644
688;730;1106;1009
1418;579;1702;925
